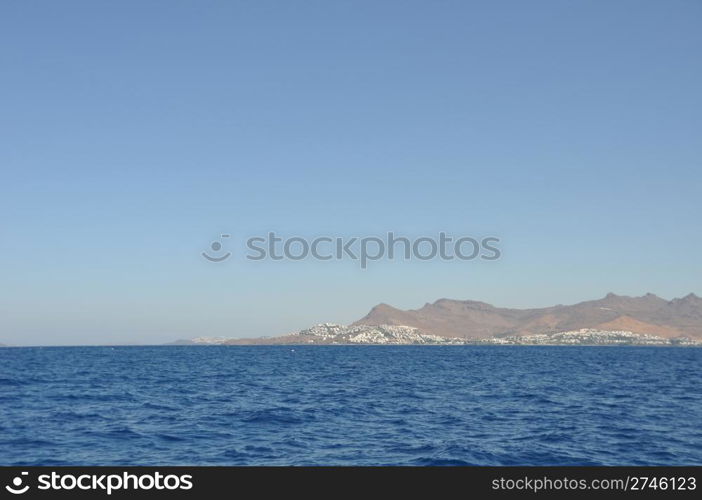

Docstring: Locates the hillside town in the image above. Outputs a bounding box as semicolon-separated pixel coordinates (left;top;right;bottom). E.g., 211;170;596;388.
184;325;701;346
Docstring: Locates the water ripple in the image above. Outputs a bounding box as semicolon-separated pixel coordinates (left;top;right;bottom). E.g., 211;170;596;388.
0;346;700;465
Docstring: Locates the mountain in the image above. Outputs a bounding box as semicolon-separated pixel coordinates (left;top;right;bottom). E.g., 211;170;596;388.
353;293;702;339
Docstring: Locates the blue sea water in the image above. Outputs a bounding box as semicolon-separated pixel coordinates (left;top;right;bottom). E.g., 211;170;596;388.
0;346;700;466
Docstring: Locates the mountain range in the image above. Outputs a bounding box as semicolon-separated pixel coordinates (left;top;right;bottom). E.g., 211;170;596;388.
352;293;702;340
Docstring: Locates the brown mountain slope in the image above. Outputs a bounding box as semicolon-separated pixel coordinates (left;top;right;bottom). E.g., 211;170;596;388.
353;293;702;339
594;316;683;338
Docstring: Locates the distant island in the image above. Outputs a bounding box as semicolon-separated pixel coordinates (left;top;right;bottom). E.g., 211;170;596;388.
174;293;702;346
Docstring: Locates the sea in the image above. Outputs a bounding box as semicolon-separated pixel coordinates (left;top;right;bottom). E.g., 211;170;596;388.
0;345;700;466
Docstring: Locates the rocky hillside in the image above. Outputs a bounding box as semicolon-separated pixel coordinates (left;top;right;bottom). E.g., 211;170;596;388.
353;293;702;339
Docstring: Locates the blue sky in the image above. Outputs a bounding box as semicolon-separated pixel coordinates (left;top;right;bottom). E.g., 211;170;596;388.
1;1;701;345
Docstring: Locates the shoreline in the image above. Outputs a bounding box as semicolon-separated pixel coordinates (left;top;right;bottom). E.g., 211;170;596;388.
2;343;700;348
